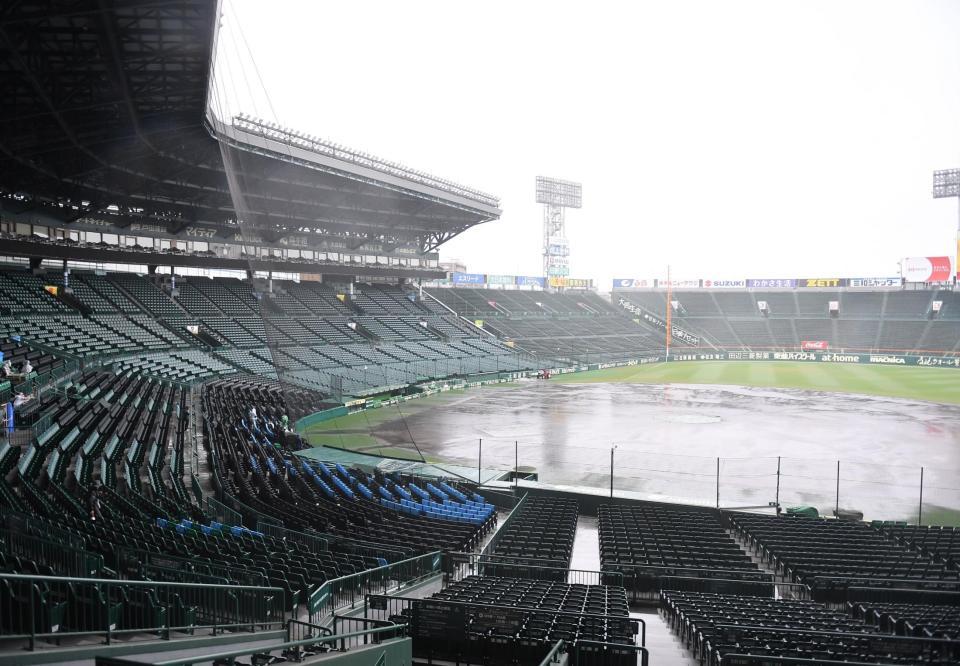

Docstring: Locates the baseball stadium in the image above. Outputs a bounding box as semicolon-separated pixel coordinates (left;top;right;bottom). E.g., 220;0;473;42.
0;2;958;665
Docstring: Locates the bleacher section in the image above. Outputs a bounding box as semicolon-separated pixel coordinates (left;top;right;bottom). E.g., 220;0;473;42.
427;287;661;362
485;496;578;577
731;513;960;602
387;575;638;665
203;378;496;554
599;504;767;600
662;590;960;665
0;269;531;394
877;523;960;572
850;600;960;639
619;287;960;354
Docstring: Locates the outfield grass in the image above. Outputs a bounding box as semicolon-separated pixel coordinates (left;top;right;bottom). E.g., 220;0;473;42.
556;361;960;404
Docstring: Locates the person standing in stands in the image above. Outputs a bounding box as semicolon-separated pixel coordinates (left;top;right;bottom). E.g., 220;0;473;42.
1;359;12;377
87;484;103;521
281;414;289;431
247;405;257;429
20;359;32;376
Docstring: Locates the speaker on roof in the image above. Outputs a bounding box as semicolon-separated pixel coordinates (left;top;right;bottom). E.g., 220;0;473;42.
829;300;839;318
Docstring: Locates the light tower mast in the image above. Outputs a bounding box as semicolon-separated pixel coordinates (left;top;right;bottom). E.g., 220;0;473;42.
536;176;582;288
932;168;960;283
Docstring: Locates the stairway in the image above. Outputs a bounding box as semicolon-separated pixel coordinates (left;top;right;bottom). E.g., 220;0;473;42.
635;609;699;666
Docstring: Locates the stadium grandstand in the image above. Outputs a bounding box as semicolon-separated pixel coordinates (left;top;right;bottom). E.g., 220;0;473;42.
0;2;958;666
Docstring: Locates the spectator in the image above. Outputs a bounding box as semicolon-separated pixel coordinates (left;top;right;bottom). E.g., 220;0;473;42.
247;405;257;428
20;360;32;375
87;483;104;521
13;392;31;408
281;414;290;431
1;359;11;377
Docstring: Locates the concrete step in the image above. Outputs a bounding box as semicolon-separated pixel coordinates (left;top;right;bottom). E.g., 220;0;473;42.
633;610;699;666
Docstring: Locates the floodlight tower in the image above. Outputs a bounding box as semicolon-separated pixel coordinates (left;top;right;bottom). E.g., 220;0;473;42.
536;176;582;287
932;168;960;283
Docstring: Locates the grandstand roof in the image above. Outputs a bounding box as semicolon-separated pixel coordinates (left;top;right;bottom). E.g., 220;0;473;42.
0;0;500;259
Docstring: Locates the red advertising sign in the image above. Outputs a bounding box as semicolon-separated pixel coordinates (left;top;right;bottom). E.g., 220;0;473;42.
901;256;952;283
801;340;829;351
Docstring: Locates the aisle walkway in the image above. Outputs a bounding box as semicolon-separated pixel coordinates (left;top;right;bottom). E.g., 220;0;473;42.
568;515;601;573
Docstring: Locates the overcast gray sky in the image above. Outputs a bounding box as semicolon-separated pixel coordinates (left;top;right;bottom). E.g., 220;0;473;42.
214;0;960;289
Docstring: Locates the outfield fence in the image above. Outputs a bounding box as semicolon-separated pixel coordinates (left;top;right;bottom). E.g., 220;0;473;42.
442;437;960;523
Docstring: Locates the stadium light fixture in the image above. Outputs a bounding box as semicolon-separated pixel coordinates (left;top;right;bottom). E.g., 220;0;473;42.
537;176;582;287
932;168;960;282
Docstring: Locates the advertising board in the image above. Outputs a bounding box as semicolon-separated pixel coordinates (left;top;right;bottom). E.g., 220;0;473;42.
847;277;901;288
702;279;746;288
747;279;797;288
613;278;653;289
657;279;701;289
516;276;546;287
801;341;829;351
451;272;485;285
799;278;846;288
901;256;952;283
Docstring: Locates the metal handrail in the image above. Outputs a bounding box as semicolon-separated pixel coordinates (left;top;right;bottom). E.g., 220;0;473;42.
95;623;407;666
0;527;104;577
366;593;645;646
481;490;528;556
538;639;565;665
0;572;282;592
256;521;330;552
307;550;442;621
0;572;289;651
448;551;623;587
611;562;775;581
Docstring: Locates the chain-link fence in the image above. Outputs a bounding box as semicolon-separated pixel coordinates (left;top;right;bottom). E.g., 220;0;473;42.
394;436;960;523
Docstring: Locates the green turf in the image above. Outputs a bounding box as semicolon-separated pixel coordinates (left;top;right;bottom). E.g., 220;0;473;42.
555;361;960;404
917;505;960;527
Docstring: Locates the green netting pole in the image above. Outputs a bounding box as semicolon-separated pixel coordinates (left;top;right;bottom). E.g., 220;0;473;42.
918;466;924;526
775;456;781;510
610;446;616;498
514;441;518;488
835;460;840;516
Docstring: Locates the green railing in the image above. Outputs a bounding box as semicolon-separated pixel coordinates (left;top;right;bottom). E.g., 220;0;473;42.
210;486;283;531
204;496;242;527
0;572;289;651
0;528;104;577
307;550;443;622
1;509;85;548
20;357;80;394
481;490;527;556
364;594;647;664
189;472;202;504
447;551;624;587
256;521;329;553
114;546;271;588
94;623;408;666
311;530;408;561
539;639;565;666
